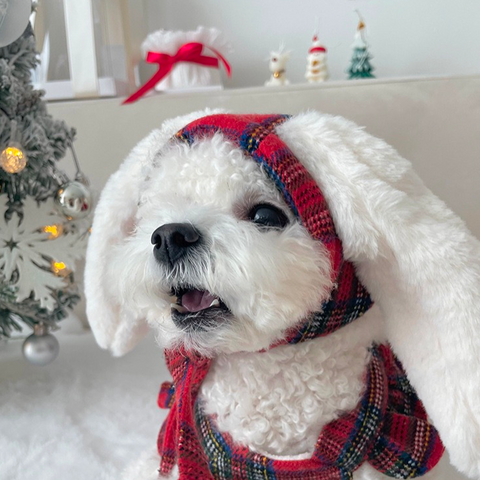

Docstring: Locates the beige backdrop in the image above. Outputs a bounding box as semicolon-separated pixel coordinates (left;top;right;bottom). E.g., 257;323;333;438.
49;75;480;235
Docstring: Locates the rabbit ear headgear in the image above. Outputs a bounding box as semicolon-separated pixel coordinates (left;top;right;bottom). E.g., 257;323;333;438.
85;110;480;478
275;112;480;478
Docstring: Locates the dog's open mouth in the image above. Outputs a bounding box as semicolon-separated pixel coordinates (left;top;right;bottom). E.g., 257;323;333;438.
170;286;231;330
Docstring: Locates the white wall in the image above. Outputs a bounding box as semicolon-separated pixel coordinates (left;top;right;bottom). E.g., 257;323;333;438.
142;0;480;88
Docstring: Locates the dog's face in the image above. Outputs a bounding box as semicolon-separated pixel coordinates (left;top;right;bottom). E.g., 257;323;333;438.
110;134;332;355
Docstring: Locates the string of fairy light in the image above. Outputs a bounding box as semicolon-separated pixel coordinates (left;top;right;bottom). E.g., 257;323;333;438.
1;125;92;278
1;129;92;365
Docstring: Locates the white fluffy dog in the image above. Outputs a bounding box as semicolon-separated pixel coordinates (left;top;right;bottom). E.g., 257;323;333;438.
85;110;480;480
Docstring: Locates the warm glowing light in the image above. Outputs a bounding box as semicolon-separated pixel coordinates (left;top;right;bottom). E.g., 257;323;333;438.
51;260;71;277
0;146;27;173
43;224;64;240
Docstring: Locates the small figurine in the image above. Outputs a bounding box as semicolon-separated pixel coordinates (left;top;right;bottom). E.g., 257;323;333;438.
305;35;328;83
265;44;291;87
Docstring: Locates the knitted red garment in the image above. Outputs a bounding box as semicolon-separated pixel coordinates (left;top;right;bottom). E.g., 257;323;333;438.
155;114;444;479
158;347;444;480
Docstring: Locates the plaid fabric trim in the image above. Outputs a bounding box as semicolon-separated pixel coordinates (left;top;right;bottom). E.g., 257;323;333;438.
288;262;373;343
366;347;445;477
157;346;444;479
158;349;213;477
158;381;175;409
191;345;444;480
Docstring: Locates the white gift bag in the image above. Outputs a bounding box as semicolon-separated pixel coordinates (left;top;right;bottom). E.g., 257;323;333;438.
141;26;231;93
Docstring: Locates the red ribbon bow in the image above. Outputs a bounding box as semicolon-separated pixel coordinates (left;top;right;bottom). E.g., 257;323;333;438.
122;42;231;104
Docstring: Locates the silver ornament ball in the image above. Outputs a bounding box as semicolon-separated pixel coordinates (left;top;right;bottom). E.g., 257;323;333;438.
55;181;92;220
0;0;32;48
22;324;59;366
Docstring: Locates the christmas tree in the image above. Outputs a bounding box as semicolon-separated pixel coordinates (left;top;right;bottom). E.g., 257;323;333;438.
0;23;92;364
347;19;375;79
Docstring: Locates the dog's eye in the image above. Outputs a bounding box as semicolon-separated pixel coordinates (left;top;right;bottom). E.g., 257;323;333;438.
248;204;288;229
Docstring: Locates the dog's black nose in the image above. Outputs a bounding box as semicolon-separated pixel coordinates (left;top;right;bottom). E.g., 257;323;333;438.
151;223;201;265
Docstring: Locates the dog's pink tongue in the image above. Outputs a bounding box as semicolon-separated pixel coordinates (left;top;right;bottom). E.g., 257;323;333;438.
181;290;217;312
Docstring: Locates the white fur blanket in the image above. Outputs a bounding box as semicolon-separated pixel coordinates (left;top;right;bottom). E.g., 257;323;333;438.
0;320;167;480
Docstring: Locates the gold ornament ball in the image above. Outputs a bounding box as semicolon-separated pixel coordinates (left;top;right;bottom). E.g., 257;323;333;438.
0;145;27;173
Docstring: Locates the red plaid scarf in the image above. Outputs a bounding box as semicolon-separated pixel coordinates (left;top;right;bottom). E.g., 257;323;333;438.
155;115;444;479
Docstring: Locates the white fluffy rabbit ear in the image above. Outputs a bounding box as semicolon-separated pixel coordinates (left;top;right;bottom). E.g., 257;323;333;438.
277;112;480;478
84;109;225;356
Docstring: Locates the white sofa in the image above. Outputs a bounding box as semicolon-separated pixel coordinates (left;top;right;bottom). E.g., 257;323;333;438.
1;76;478;480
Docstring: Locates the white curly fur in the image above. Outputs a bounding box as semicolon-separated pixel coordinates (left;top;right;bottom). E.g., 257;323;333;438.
200;306;385;456
85;109;480;480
